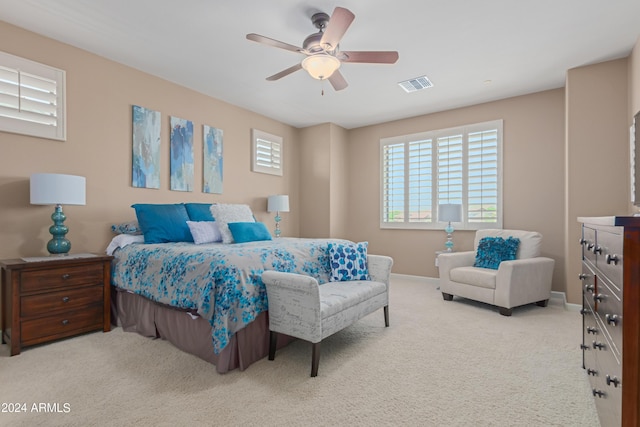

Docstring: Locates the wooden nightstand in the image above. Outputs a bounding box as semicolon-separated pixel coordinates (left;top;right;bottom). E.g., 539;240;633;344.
1;254;113;356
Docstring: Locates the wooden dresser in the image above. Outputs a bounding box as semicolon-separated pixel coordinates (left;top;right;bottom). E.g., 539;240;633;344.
578;216;640;426
1;254;113;355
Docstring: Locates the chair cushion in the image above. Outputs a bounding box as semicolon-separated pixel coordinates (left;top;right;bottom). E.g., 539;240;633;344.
450;266;497;289
474;229;542;259
319;280;386;319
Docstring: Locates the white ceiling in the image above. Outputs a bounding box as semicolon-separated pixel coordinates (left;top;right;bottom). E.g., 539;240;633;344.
1;0;639;129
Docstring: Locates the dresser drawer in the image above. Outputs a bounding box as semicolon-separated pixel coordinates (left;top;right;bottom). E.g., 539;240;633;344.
21;305;103;345
20;263;104;293
596;229;623;291
594;276;622;356
20;285;103;318
582;226;597;265
590;320;622;427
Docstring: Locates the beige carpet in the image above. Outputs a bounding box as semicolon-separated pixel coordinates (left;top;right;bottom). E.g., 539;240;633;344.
0;275;599;427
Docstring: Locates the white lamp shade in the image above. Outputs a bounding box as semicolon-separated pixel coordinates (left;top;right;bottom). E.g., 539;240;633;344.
438;203;462;222
301;54;340;80
30;173;86;206
267;195;289;213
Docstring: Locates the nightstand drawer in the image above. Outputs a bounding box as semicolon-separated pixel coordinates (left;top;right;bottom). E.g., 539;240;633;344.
21;305;103;345
20;263;103;293
21;285;103;318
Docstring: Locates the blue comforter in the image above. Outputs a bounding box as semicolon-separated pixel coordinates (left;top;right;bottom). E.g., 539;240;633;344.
111;238;345;353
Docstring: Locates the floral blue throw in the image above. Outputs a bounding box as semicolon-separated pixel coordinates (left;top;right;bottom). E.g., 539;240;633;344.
111;238;347;353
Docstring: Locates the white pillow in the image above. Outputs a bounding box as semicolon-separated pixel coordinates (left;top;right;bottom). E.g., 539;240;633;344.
186;221;222;244
209;204;255;243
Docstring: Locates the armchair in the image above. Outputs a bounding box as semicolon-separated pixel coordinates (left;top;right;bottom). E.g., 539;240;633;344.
438;229;554;316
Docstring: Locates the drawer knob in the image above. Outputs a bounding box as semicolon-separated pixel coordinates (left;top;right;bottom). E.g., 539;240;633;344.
593;245;602;254
605;313;620;326
586;326;598;335
587;243;595;251
579;238;587;245
592;341;605;350
62;273;71;280
62;296;70;303
587;368;598;376
580;344;590;351
593;293;604;303
605;254;620;265
580;308;591;315
578;273;587;281
584;284;594;293
592;389;606;398
61;319;69;325
606;375;620;388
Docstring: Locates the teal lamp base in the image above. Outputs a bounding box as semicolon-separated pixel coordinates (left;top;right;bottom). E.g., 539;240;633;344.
444;222;455;252
47;205;71;255
273;212;282;238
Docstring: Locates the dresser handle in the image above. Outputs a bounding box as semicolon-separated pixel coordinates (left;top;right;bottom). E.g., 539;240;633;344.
584;284;594;293
587;243;595;251
587;368;598;376
580;308;591;315
606;375;620;388
580;344;590;350
62;296;70;303
605;254;620;265
578;273;587;280
593;294;604;303
593;245;602;254
592;341;605;350
586;326;597;335
61;319;69;325
61;273;71;280
592;389;605;398
605;314;620;326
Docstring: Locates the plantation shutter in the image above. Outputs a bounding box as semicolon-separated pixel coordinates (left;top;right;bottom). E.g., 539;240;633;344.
0;51;66;140
437;134;463;204
467;129;499;223
382;142;405;222
251;129;283;176
408;139;433;222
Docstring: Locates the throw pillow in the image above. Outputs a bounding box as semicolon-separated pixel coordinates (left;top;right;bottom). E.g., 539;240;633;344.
185;203;215;221
328;241;370;282
209;203;255;243
228;222;272;243
473;236;520;270
186;221;222;244
131;203;194;244
111;221;142;235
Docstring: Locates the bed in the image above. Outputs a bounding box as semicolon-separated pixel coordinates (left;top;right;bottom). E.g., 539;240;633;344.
109;236;348;373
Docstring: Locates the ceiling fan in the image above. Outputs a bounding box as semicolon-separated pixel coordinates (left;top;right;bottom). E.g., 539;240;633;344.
246;7;399;91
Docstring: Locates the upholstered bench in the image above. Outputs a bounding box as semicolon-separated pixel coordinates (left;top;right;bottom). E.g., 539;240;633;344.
262;254;393;377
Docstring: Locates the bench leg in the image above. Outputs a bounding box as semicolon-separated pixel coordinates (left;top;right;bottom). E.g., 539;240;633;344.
384;305;389;327
268;331;277;360
311;342;320;377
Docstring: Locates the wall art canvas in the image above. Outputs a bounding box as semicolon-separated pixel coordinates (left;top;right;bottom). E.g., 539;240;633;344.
170;116;194;192
203;125;223;194
132;105;161;189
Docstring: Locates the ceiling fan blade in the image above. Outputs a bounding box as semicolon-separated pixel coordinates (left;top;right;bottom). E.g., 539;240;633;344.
340;51;399;64
328;70;348;91
246;33;303;54
320;7;355;51
266;63;303;81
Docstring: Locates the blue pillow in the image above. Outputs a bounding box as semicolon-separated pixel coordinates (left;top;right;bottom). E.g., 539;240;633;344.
185;203;215;221
131;203;193;244
328;241;370;282
473;236;520;269
228;222;272;243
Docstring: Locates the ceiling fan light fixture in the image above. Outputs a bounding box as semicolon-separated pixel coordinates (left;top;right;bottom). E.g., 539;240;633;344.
301;54;340;80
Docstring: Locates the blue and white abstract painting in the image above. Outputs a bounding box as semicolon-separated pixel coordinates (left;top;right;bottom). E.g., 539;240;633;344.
170;116;194;191
132;105;161;189
203;125;223;194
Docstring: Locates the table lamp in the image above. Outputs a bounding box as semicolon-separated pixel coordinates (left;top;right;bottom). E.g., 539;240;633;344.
438;203;462;252
267;195;289;238
30;173;86;255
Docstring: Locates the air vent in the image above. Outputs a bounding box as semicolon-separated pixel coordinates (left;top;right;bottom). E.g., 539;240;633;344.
398;75;433;93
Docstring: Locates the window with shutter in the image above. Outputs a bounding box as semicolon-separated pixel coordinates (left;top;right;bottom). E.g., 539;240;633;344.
251;129;283;176
0;51;66;141
380;120;502;230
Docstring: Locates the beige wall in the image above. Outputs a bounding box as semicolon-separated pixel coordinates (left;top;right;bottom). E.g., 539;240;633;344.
298;124;331;237
0;21;300;260
329;123;349;238
565;58;630;303
631;36;640;123
346;89;566;292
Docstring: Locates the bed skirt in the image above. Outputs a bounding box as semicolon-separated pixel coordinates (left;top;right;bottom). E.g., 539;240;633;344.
111;287;294;373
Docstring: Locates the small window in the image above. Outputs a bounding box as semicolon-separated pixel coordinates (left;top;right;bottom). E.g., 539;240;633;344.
0;51;66;141
251;129;283;176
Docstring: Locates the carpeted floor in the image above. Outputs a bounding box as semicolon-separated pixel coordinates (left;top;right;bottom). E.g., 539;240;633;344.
0;275;599;427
